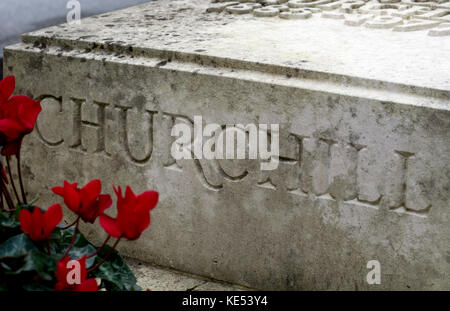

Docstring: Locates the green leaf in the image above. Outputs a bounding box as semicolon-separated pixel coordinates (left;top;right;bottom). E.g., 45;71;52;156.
92;247;140;291
0;233;56;280
68;244;97;268
22;282;53;291
24;251;56;280
0;221;139;291
0;210;22;244
0;233;37;260
0;210;19;229
49;226;140;290
49;227;97;267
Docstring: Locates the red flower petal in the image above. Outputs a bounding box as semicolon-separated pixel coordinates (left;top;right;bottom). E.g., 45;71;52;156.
54;281;66;291
0;118;26;140
43;204;63;238
78;255;88;281
122;186;137;212
99;214;122;238
56;257;71;284
80;179;101;208
0;76;15;104
31;207;45;241
113;185;124;209
15;96;42;131
97;194;112;214
52;186;64;196
125;186;138;204
75;278;98;291
55;256;95;291
63;181;81;213
123;227;142;241
19;208;32;236
137;191;159;212
1;139;21;156
113;185;121;196
136;212;151;235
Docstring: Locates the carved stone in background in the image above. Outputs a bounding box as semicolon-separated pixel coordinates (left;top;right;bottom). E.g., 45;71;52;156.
208;0;450;35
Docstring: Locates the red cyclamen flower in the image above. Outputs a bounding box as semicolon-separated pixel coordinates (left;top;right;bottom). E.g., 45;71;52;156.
0;76;42;156
100;186;158;240
55;256;98;291
19;204;63;241
52;179;112;223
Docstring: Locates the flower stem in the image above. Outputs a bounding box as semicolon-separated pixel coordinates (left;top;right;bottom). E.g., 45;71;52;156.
6;156;21;205
87;237;121;273
87;236;111;259
60;217;80;260
0;188;4;212
16;153;27;204
0;176;15;210
60;218;79;230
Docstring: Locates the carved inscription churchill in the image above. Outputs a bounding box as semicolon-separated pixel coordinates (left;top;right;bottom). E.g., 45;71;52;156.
35;95;432;217
208;0;450;36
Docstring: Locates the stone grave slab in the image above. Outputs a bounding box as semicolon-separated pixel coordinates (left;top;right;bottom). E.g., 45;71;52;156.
3;0;450;290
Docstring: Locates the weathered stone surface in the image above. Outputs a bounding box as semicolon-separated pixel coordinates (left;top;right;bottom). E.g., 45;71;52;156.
0;0;154;78
3;0;450;290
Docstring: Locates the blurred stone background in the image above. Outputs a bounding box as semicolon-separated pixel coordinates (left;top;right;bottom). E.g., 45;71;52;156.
1;0;153;78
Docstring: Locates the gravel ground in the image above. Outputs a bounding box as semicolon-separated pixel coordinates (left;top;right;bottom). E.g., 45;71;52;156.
126;258;253;291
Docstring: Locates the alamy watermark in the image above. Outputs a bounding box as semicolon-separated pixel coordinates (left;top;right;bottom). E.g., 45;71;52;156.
66;259;82;285
171;116;280;171
67;0;81;25
366;260;381;285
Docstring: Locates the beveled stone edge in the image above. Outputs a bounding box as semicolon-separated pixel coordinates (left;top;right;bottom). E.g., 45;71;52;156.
4;33;450;112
